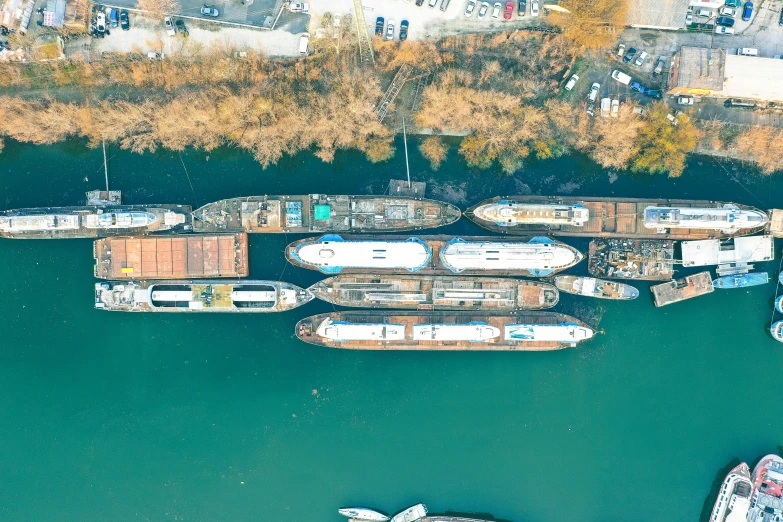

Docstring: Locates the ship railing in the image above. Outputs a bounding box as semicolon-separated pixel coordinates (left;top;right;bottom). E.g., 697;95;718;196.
365;293;427;302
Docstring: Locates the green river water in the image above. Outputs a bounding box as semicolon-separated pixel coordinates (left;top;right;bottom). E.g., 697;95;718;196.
1;139;782;522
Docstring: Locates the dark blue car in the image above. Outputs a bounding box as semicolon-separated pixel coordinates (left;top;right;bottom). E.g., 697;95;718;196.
742;1;753;21
630;81;646;94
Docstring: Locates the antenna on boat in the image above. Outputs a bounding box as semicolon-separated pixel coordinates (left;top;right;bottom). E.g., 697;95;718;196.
102;140;109;191
402;118;411;190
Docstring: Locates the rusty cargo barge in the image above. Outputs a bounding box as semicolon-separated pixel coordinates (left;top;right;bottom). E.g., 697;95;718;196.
465;196;768;240
93;233;249;280
286;234;583;277
192;194;461;233
309;275;559;310
296;311;595;351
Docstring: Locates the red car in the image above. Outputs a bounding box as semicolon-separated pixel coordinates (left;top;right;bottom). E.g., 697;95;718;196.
503;1;514;19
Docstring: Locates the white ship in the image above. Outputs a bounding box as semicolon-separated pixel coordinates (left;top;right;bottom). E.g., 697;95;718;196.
82;211;157;229
471;200;589;227
709;462;752;522
440;237;582;276
0;214;80;232
288;235;432;274
643;204;768;234
338;507;390;521
391;504;428;522
748;454;783;522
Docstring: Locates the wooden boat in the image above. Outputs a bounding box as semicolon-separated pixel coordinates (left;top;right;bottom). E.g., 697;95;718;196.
309;275;559;310
554;275;638;300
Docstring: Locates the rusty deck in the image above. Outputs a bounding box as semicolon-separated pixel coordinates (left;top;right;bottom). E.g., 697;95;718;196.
93;233;249;280
651;271;714;307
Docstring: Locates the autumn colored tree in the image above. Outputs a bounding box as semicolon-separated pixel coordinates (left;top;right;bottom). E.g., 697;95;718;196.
735;126;783;174
630;103;698;177
419;136;448;170
549;0;629;50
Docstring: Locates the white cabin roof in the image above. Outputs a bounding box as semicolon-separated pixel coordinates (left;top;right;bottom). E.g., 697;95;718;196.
504;324;594;342
644;205;768;232
413;323;500;341
295;240;430;270
682;235;774;267
83;212;156;229
151;290;193;301
316;318;406;341
441;241;578;271
231;290;276;302
474;202;589;226
0;214;80;231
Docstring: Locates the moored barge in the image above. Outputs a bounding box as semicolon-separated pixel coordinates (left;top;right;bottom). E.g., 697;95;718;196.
650;271;714;307
93;233;249;280
295;311;595;351
588;239;675;280
309;275;559;310
95;280;313;312
466;196;768;239
192;195;461;233
554;275;639;300
286;235;583;277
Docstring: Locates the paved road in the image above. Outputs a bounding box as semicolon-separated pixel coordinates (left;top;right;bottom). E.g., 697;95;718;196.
100;0;290;28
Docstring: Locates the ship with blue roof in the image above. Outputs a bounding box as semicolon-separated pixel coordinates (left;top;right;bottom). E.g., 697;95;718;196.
712;272;769;289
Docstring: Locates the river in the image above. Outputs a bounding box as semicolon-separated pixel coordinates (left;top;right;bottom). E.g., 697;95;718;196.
0;139;782;522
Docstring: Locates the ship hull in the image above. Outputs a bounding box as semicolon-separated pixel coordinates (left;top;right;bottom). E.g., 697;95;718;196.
192;195;461;234
554;275;639;300
466;196;768;239
95;280;313;312
309;275;559;310
295;311;595;351
286;235;584;277
0;205;192;239
713;273;769;289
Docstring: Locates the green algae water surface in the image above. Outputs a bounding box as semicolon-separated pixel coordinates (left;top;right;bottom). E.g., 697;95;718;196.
1;139;782;522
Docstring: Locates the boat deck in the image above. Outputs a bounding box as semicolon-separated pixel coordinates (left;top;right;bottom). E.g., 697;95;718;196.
651;271;714;307
466;196;767;239
588;239;674;280
93;233;249;279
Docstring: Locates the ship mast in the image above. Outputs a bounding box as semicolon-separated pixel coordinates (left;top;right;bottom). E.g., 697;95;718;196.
402;118;411;189
102;140;109;191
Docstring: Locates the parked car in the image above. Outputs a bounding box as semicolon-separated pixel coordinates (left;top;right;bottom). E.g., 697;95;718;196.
719;6;736;16
440;0;451;11
288;2;309;12
120;9;129;30
588;82;599;102
667;113;678;125
201;6;220;17
695;8;712;17
416;0;425;5
725;0;741;7
465;0;477;16
630;81;646;93
504;1;514;19
600;97;610;117
617;44;625;57
375;16;384;35
633;106;646;116
611;99;619;117
678;96;694;105
518;0;526;15
164;16;175;36
611;69;632;85
478;1;490;18
109;9;118;27
399;20;409;40
586;102;595;117
742;1;753;21
96;12;106;33
780;9;783;25
634;50;648;67
645;89;663;99
685;9;693;25
716;16;734;26
428;0;438;7
654;56;666;74
492;2;501;17
715;26;735;34
530;0;539;16
385;19;395;40
298;33;309;55
564;74;578;91
623;47;637;63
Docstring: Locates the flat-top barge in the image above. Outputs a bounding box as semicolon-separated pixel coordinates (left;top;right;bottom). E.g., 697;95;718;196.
0;191;191;239
295;311;595;351
192;195;461;233
650;271;714;307
93;233;249;280
466;196;768;239
286;235;583;277
309;275;559;310
588;239;675;280
95;280;312;312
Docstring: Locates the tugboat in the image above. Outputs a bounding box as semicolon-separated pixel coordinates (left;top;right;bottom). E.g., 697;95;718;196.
338;507;390;521
554;275;639;300
748;454;783;521
712;272;769;289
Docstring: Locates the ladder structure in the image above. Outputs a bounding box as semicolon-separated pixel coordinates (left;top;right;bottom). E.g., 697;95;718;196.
409;72;430;113
352;0;375;67
376;64;413;123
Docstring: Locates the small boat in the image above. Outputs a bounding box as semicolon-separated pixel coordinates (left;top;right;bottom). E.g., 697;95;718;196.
712;272;769;289
554;275;638;300
776;295;783;314
709;462;752;522
338;507;390;521
771;321;783;342
779;272;783;285
391;504;428;522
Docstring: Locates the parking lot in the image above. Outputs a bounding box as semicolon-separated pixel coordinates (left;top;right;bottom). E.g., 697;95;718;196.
102;0;287;28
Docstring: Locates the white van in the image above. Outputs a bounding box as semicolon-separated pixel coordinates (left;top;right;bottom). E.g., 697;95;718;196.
739;48;758;56
695;8;712;17
299;33;310;55
565;74;579;91
611;69;631;85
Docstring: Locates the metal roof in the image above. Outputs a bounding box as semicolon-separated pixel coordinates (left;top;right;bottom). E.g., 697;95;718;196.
675;46;726;91
626;0;690;29
722;53;783;102
681;235;775;267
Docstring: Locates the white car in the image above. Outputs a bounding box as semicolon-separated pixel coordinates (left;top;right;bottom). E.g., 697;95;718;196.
564;74;578;91
678;96;694;105
600;97;610;117
715;26;734;35
164;16;175;36
685;12;693;25
385;19;395;40
288;2;309;12
96;12;106;33
617;44;625;57
477;1;489;18
634;50;648;67
588;82;599;102
719;6;735;16
530;0;539;16
465;0;477;16
610;99;619;118
492;1;501;17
